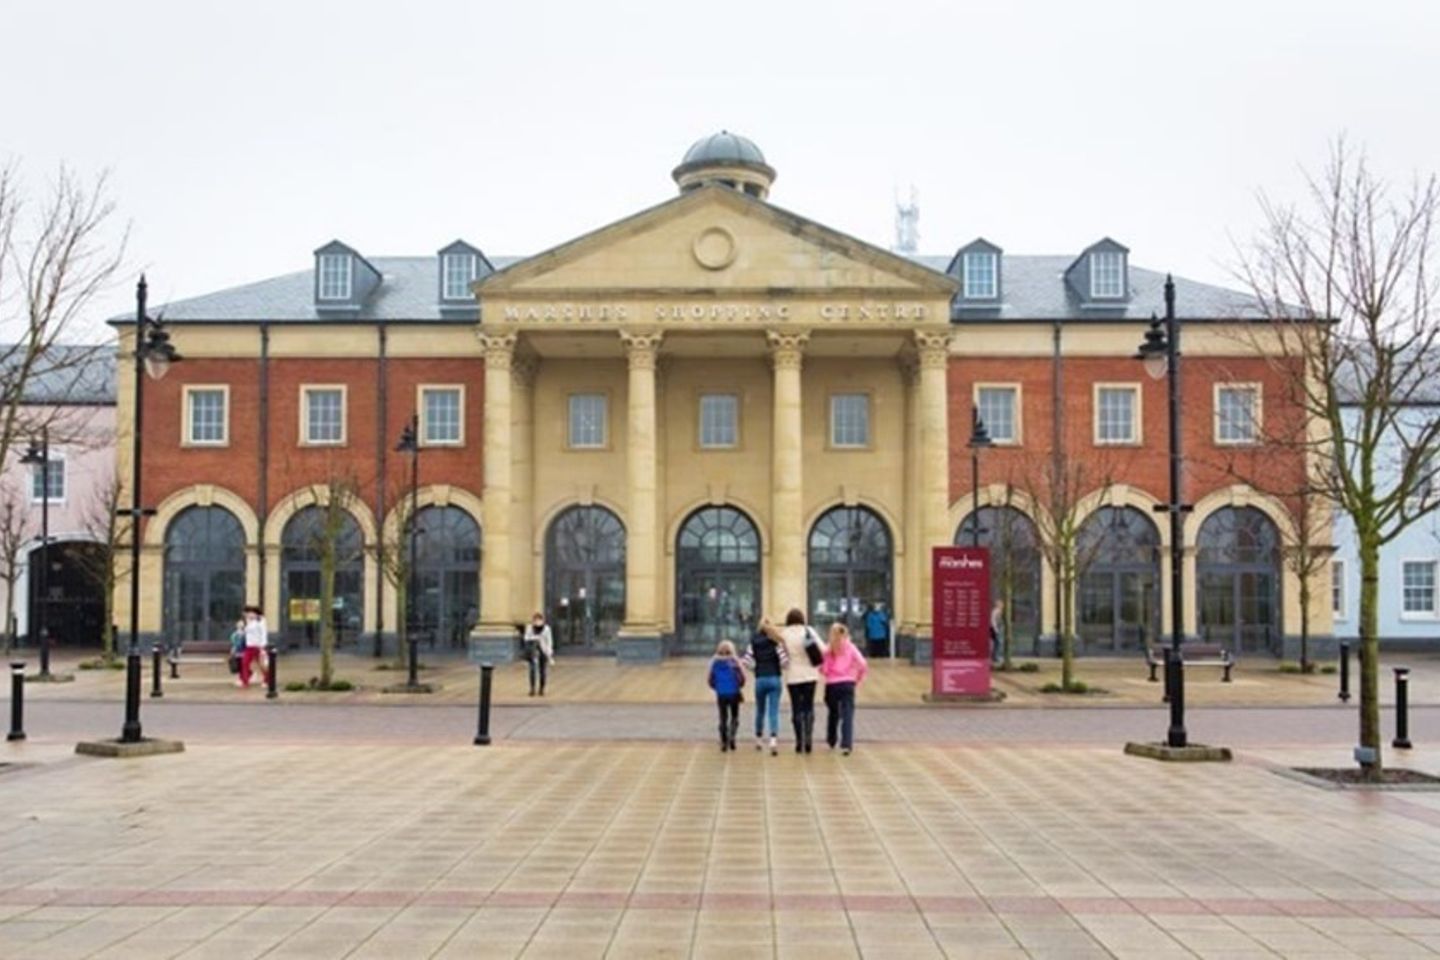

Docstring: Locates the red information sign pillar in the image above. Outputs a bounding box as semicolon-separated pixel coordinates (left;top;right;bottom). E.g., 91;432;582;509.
932;546;992;697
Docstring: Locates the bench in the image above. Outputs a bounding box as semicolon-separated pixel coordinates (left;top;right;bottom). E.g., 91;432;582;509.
167;642;233;677
1145;643;1235;683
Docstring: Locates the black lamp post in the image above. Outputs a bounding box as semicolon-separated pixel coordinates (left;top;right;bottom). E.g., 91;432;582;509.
395;416;422;688
19;429;51;679
122;275;180;743
967;407;993;548
1135;275;1189;749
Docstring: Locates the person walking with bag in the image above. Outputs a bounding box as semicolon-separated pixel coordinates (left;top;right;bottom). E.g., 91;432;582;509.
742;623;788;755
523;612;554;697
762;608;826;754
820;622;868;755
239;605;271;689
708;640;745;751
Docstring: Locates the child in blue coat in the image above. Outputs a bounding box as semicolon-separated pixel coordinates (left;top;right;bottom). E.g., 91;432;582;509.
708;640;746;751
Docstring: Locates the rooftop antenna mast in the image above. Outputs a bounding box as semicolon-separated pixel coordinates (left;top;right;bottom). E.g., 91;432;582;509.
893;185;919;255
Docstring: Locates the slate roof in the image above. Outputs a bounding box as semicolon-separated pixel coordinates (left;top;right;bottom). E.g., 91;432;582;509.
3;344;117;404
113;250;1261;325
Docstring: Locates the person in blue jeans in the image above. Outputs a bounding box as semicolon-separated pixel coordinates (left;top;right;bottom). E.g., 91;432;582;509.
742;626;788;755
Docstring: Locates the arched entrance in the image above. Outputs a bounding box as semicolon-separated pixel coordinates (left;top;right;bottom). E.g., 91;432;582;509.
1197;506;1282;654
164;506;246;645
27;540;105;647
674;506;761;653
957;506;1042;655
411;505;481;650
807;506;892;641
545;505;626;651
280;507;365;650
1077;506;1161;652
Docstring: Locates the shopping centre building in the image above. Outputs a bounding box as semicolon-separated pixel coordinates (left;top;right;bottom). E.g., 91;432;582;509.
112;133;1327;661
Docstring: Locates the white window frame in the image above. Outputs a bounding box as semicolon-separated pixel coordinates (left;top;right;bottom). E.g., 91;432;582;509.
29;457;66;504
183;385;230;447
973;383;1021;446
1093;383;1142;445
698;393;739;450
1400;558;1439;620
828;393;871;450
567;393;609;450
318;253;353;301
1215;383;1262;445
1331;558;1348;621
963;251;998;299
1089;250;1125;299
442;253;477;301
300;385;348;447
418;385;465;447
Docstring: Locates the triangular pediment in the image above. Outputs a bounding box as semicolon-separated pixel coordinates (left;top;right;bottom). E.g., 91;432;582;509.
479;186;957;298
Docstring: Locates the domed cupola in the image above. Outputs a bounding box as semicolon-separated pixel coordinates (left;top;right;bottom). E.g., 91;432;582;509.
672;130;776;199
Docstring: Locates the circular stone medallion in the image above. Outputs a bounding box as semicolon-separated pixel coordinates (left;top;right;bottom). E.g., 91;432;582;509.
692;226;738;270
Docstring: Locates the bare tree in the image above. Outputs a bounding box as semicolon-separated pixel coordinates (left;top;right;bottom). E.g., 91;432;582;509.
74;476;126;663
287;469;365;689
0;487;30;654
1236;141;1440;778
368;477;416;670
961;481;1029;671
0;164;125;466
1018;452;1117;691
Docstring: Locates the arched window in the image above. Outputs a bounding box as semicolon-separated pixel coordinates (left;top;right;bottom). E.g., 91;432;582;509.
808;506;893;644
280;507;365;649
675;506;761;653
410;506;481;650
956;506;1042;654
545;506;625;649
1076;506;1161;651
1197;506;1282;653
164;506;246;645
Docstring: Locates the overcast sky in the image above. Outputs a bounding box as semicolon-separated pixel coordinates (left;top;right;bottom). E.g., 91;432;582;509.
3;0;1437;338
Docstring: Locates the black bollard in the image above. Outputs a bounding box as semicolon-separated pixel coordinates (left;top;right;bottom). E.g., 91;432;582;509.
169;652;179;680
1393;666;1413;750
121;646;142;743
266;646;278;700
474;662;494;746
7;661;25;741
1338;641;1351;703
150;643;164;698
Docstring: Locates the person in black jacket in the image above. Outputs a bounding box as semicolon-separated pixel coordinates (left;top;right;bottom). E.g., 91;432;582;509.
742;623;789;755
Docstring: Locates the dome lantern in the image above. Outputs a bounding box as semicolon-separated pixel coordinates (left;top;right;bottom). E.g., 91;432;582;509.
672;130;775;199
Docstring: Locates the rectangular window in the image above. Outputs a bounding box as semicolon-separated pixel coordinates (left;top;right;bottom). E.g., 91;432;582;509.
303;387;346;445
1331;559;1347;620
830;394;870;448
186;387;228;445
1090;251;1124;298
1095;385;1139;444
442;253;476;301
1402;560;1437;615
963;251;997;299
318;253;352;301
30;458;65;502
1216;385;1259;444
975;385;1018;444
568;393;607;448
420;387;463;445
698;393;738;449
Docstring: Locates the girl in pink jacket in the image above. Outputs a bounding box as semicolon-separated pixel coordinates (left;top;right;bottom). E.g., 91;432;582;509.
820;623;868;755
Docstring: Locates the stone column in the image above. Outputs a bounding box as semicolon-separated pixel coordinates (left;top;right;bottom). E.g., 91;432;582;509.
767;330;809;615
914;331;952;646
510;353;537;620
899;353;923;659
473;331;518;660
617;330;665;661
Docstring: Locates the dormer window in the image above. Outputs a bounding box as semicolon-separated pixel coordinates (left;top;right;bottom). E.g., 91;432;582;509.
1090;251;1125;299
318;253;352;301
963;252;998;299
442;253;478;301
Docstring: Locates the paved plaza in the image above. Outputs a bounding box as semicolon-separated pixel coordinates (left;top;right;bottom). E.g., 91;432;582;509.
3;656;1440;958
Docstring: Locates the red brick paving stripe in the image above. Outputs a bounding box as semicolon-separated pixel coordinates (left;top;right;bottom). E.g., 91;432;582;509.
414;890;490;907
487;891;558;908
1269;898;1355;917
342;890;415;908
51;889;131;906
701;892;772;910
628;892;701;909
557;891;628;908
268;890;348;907
986;895;1064;915
1125;897;1214;915
914;895;989;914
1338;899;1434;918
842;894;917;913
772;893;845;910
1199;898;1277;916
1057;897;1137;915
125;889;200;906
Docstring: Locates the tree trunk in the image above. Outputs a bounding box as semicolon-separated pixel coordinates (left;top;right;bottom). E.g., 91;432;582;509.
319;547;336;688
101;566;115;662
1060;569;1075;689
1358;535;1382;777
3;577;13;655
1298;576;1311;673
1001;580;1014;671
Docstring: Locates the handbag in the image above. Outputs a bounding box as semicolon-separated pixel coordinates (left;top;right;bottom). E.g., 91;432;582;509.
803;627;824;667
